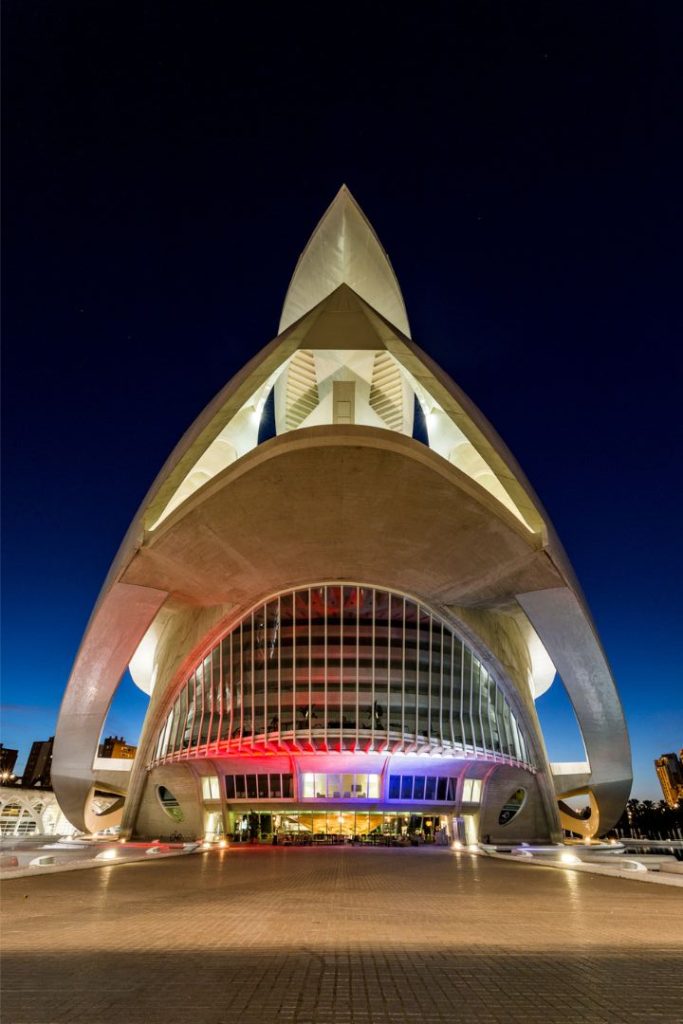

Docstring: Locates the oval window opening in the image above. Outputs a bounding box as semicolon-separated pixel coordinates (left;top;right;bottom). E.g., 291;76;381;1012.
157;786;184;822
498;788;526;826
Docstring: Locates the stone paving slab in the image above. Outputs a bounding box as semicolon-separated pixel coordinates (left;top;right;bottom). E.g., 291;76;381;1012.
2;847;682;1024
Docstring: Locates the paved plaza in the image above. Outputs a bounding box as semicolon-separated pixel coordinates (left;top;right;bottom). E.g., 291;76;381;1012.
2;847;682;1024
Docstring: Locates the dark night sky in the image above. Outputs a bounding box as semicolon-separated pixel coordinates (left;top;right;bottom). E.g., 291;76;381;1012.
2;2;682;796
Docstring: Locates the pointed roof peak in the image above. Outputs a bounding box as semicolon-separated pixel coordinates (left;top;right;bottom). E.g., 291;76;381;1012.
279;189;410;338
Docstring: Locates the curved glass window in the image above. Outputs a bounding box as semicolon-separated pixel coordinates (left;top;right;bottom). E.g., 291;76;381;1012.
151;584;533;767
498;788;526;825
157;786;183;822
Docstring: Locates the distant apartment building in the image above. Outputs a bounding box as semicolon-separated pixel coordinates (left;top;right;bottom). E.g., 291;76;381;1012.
655;751;683;808
0;744;19;780
98;736;137;760
22;737;54;788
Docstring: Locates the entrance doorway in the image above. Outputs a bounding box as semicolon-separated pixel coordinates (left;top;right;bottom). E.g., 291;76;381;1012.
228;810;451;844
451;814;478;845
204;811;224;842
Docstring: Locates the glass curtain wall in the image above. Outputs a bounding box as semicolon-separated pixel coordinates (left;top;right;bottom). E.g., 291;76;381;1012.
151;584;532;766
229;810;450;844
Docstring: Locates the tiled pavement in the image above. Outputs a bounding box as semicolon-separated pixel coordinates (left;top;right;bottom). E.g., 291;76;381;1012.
1;847;682;1024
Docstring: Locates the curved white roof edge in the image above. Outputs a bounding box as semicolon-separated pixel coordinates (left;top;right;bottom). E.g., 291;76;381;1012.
279;185;411;337
144;287;546;535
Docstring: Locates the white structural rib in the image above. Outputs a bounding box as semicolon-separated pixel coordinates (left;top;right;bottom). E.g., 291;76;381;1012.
285;350;320;429
369;351;406;431
279;185;411;337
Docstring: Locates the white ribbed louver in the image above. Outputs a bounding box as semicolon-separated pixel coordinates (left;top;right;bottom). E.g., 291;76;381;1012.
369;351;405;432
285;350;320;430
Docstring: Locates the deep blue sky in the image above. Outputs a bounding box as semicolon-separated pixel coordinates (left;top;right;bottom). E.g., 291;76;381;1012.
2;2;681;796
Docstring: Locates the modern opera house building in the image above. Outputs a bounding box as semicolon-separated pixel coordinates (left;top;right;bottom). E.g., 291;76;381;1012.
53;187;631;845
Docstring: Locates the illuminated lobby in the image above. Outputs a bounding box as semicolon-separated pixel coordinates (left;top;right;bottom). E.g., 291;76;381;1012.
52;187;632;846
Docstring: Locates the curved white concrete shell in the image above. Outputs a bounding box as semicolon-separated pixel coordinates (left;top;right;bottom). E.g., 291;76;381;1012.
53;188;631;841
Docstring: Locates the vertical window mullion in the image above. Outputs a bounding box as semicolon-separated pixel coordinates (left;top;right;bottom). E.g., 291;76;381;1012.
477;661;487;755
355;586;360;751
227;631;234;747
439;622;444;753
471;655;481;753
185;676;193;751
262;603;268;743
509;710;519;761
217;642;223;749
174;695;183;754
153;721;163;763
515;717;524;763
277;595;282;747
449;630;455;750
196;666;203;752
496;685;505;756
164;704;173;759
239;622;244;753
292;590;296;745
308;588;313;749
476;662;486;753
323;586;328;749
339;586;344;748
519;720;529;765
203;656;210;749
162;713;171;759
186;679;193;751
165;702;175;758
200;663;207;749
414;610;420;747
168;697;180;755
386;593;391;749
512;714;522;762
188;673;196;751
486;671;496;755
250;613;255;749
460;645;467;752
502;692;515;759
177;684;187;751
401;597;406;751
208;649;215;748
370;589;376;750
188;674;196;753
487;672;497;755
427;615;432;748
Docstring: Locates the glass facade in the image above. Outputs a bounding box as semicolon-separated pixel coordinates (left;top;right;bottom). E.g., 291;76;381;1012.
387;774;459;802
461;779;482;803
224;773;293;800
229;810;450;844
151;584;532;767
201;776;220;800
300;773;381;799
